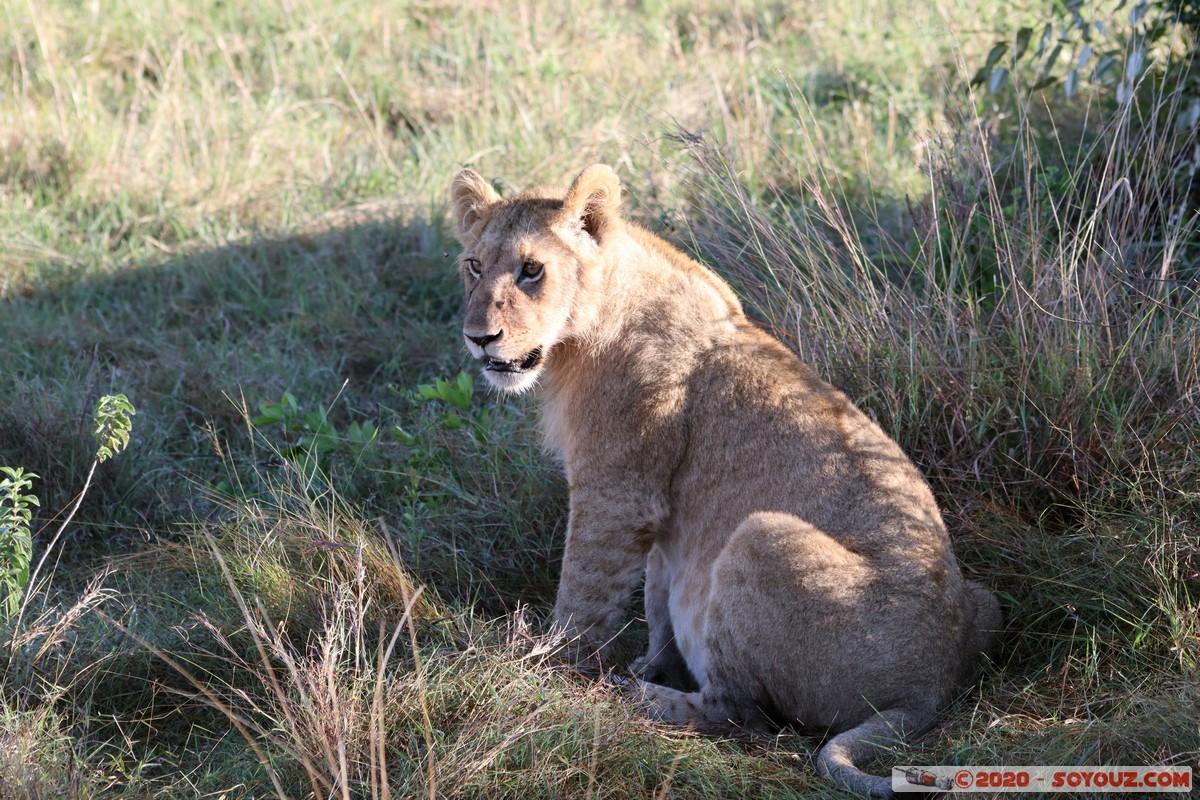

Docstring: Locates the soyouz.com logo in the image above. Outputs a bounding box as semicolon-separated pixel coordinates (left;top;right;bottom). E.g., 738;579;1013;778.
892;765;1193;793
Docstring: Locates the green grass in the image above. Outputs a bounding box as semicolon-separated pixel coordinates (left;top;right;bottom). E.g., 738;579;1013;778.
1;0;1198;797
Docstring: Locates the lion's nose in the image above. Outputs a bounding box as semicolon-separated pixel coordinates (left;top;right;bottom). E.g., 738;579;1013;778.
466;330;502;348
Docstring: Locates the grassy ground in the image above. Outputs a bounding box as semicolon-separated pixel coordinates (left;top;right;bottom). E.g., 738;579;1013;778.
1;0;1198;797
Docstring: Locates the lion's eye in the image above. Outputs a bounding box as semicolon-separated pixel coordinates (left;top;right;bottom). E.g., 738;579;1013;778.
464;258;481;279
520;260;544;281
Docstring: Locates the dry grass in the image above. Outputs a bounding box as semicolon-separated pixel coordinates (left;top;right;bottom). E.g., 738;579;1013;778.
106;477;827;799
681;92;1200;516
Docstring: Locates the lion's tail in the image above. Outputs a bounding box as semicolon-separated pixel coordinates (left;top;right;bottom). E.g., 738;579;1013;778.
814;708;922;798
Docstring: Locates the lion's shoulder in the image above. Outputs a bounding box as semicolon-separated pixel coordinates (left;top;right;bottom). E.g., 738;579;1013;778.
616;223;744;318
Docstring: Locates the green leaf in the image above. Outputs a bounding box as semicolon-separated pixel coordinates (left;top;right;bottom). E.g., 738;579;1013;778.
1013;26;1034;63
310;434;339;454
1;587;19;620
983;41;1008;70
1125;44;1145;81
302;410;329;433
1065;68;1080;99
988;67;1010;94
1076;44;1093;70
252;402;286;426
450;371;475;410
1044;43;1064;74
1035;22;1053;57
1093;54;1117;82
348;421;378;445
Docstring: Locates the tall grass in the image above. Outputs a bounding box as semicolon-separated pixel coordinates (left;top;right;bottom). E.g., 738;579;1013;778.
684;94;1200;515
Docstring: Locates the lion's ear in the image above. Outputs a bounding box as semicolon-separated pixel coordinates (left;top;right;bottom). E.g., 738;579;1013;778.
561;164;621;243
451;169;501;245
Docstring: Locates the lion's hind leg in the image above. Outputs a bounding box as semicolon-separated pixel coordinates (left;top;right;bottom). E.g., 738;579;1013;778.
633;545;691;686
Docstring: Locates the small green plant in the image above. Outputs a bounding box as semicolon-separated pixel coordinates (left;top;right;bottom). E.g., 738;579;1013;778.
0;468;39;620
252;391;379;462
388;371;501;531
403;371;491;440
417;371;474;413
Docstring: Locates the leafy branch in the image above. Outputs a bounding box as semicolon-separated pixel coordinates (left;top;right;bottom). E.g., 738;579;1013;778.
95;394;135;463
0;467;39;619
972;0;1166;101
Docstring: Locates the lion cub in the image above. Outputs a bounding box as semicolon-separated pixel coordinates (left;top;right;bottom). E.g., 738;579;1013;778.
450;164;1000;797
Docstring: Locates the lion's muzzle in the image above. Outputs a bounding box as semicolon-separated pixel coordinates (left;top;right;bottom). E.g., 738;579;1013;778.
483;347;543;374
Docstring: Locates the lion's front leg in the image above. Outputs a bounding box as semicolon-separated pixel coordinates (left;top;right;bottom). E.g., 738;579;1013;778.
552;493;660;655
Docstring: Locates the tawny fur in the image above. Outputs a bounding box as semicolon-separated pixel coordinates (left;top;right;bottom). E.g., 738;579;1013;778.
450;164;1002;797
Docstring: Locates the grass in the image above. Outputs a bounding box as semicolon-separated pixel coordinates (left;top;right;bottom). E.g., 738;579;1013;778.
1;0;1198;797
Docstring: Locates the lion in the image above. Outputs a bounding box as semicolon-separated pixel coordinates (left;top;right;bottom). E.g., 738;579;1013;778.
449;164;1001;797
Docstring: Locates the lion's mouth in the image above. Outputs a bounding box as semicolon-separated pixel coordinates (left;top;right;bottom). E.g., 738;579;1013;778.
483;347;543;374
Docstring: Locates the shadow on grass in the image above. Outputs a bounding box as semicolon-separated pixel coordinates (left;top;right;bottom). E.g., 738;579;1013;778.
0;207;566;608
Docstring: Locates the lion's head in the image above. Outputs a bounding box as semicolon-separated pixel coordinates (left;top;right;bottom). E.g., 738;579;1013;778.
449;164;621;392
